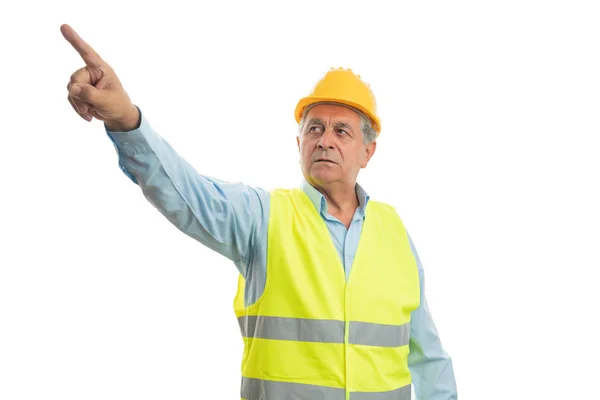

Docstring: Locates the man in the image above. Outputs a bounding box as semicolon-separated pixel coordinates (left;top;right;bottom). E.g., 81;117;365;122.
61;23;457;400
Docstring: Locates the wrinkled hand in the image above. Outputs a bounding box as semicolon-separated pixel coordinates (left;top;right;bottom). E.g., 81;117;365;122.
61;24;139;131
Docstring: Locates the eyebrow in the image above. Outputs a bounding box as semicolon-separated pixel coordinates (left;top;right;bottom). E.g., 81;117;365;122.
306;118;325;127
333;121;352;132
305;118;354;133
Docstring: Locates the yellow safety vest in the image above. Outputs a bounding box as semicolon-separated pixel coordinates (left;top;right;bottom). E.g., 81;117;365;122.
234;188;421;399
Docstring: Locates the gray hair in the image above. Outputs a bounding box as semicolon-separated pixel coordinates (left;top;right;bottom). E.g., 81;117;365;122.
298;102;378;144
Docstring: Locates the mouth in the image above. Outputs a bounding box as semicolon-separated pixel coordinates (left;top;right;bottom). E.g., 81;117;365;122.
315;159;336;164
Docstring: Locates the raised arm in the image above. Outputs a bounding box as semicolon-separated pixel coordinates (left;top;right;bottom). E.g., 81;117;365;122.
61;24;269;277
105;109;269;274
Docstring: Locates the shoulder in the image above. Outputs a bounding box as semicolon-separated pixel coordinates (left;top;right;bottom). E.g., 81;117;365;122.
268;187;306;202
366;198;410;231
367;198;400;216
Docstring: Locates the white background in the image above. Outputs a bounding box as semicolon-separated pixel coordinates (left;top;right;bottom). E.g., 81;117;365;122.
1;1;599;399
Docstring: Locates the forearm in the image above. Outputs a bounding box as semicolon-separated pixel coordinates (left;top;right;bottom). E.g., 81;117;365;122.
104;107;267;265
408;300;457;400
407;234;458;399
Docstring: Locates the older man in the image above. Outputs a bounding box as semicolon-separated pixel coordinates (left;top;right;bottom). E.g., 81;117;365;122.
62;23;457;400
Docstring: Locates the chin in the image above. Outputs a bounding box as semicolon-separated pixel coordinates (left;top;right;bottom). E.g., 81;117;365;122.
310;171;338;184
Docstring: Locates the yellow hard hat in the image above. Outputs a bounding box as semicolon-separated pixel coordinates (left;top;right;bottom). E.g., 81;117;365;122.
294;67;381;134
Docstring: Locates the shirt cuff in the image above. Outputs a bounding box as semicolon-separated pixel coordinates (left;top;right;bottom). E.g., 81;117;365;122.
104;105;155;157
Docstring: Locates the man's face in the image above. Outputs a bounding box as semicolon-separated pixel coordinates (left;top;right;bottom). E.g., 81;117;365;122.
297;103;376;187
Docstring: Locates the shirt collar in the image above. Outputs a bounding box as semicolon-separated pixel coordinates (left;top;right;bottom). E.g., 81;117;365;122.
300;177;370;217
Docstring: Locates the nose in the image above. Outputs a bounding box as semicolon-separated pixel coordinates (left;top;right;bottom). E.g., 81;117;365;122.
317;127;335;149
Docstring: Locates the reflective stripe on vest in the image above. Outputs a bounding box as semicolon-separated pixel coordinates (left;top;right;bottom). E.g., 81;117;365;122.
237;315;411;347
241;377;411;400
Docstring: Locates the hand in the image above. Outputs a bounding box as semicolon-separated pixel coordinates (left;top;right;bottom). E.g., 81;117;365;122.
61;24;140;131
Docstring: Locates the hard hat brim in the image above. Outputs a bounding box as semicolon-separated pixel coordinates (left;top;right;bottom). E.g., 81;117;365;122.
295;96;381;134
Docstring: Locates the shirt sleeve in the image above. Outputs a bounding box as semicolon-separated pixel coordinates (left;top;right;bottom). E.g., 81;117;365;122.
407;233;458;399
104;106;270;278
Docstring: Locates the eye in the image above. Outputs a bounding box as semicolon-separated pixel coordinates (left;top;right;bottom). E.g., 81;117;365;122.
336;128;348;135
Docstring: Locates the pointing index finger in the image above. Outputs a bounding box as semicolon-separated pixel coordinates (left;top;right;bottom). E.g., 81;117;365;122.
60;24;104;67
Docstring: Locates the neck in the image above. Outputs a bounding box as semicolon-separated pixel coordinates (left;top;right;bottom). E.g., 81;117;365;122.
314;181;359;216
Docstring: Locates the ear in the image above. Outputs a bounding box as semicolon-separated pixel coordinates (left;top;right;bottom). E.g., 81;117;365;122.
361;141;377;168
296;135;300;151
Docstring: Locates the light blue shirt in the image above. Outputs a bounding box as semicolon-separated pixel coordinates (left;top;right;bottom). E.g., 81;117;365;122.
105;107;457;399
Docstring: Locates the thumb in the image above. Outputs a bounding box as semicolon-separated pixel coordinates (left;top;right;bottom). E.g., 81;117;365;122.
69;83;104;106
